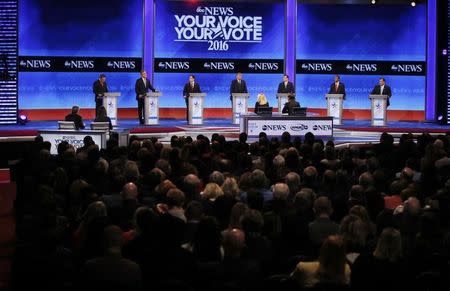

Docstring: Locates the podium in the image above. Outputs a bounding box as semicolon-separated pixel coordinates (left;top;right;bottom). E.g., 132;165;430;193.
369;95;388;127
231;93;249;124
277;93;291;114
188;93;206;125
144;92;162;125
103;92;120;126
325;94;344;126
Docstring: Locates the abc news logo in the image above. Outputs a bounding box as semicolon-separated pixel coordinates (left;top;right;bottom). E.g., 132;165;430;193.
64;60;95;69
345;64;378;72
203;61;235;71
19;59;52;69
107;60;136;70
248;62;280;72
301;63;333;72
390;64;423;73
158;61;190;70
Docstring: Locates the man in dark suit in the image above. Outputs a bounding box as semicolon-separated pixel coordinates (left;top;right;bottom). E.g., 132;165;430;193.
93;74;109;117
135;70;156;125
183;75;201;122
371;77;392;107
282;94;300;115
328;74;346;99
65;106;85;130
277;74;295;94
230;72;248;101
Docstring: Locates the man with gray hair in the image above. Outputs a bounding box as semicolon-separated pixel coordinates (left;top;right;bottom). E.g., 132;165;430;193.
209;171;225;186
240;169;273;202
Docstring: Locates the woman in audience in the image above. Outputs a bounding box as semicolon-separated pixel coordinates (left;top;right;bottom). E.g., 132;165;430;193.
351;227;408;291
291;235;351;288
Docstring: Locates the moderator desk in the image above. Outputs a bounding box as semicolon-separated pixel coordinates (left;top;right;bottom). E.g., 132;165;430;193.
239;113;333;139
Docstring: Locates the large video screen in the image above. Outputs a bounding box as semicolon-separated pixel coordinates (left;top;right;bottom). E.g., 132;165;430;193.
18;0;143;109
296;4;426;111
154;0;285;108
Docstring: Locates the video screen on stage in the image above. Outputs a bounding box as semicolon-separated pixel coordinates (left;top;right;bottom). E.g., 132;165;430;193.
296;4;426;111
18;0;143;109
154;0;285;109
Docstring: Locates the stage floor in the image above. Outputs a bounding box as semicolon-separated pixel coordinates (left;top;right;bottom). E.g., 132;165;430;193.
0;118;448;145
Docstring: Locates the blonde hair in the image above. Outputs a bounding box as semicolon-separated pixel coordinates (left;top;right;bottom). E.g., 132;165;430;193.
202;183;224;200
257;93;268;105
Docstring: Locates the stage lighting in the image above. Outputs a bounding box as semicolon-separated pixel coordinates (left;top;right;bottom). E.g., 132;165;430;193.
438;115;443;121
371;0;376;4
443;49;448;56
411;1;416;7
18;114;28;125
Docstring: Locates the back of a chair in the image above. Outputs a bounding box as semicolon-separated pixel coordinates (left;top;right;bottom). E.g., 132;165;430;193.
90;122;110;130
57;121;75;129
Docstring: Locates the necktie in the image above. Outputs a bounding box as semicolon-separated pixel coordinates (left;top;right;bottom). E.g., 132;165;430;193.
335;83;339;92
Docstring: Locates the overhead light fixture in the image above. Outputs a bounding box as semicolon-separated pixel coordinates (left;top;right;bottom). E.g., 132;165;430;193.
411;1;416;7
371;0;376;4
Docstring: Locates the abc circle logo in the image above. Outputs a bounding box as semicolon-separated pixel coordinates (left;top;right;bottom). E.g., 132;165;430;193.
262;125;268;131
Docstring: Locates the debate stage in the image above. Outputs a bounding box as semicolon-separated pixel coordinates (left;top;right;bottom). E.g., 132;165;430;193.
0;118;448;146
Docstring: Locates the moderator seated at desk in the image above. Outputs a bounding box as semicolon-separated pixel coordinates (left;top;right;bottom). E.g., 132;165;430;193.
282;95;300;115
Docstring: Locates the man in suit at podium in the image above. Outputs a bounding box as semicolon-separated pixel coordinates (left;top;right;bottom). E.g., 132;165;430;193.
183;75;201;122
229;72;248;102
282;94;300;115
328;75;346;99
93;74;109;117
277;74;295;94
371;77;392;107
135;70;156;125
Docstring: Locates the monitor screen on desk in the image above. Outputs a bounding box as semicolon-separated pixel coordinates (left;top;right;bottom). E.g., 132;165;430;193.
291;107;307;117
256;107;273;116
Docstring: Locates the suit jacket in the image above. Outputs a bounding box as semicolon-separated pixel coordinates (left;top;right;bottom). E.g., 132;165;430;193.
65;113;85;130
371;84;392;107
183;82;201;98
254;102;269;113
282;99;300;115
93;80;109;100
135;78;155;100
277;81;295;94
328;82;346;99
230;79;248;100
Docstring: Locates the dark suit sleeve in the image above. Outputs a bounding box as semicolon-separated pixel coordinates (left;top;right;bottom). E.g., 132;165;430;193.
183;84;188;97
386;86;392;98
135;79;140;95
291;83;295;93
282;103;289;114
108;117;113;130
328;84;333;94
243;80;248;93
230;80;234;99
148;80;156;92
277;83;282;94
371;86;377;95
342;83;346;99
93;81;98;95
196;83;201;93
77;115;85;130
254;102;259;112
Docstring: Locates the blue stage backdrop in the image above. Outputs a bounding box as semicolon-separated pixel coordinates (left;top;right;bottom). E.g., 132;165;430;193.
296;4;426;111
153;0;285;108
18;0;143;109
